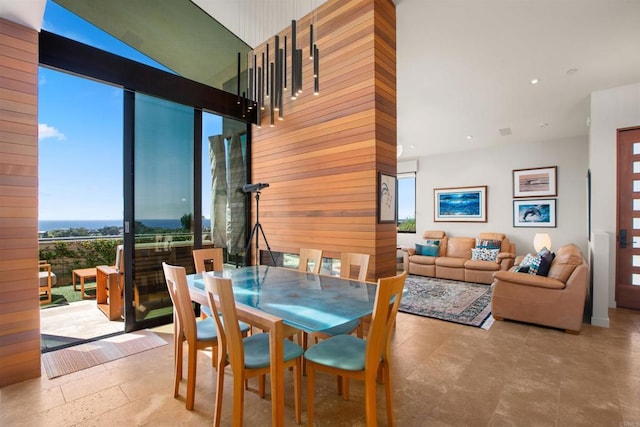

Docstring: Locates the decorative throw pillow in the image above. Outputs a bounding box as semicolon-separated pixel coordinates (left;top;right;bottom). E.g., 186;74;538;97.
536;251;555;276
471;248;499;262
415;243;424;254
421;244;440;257
520;253;537;267
515;265;530;273
476;238;502;250
528;255;542;275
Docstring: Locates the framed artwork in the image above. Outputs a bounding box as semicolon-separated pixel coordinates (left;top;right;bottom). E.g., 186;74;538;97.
513;166;557;198
434;186;487;222
513;199;557;227
378;172;397;223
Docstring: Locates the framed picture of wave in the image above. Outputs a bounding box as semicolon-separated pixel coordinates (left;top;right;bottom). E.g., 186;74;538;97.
513;199;557;227
513;166;557;198
434;186;487;222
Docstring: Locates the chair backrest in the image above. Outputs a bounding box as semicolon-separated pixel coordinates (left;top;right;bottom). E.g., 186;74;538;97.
298;248;323;274
340;252;370;281
162;262;197;340
193;248;224;273
365;271;407;369
203;274;244;374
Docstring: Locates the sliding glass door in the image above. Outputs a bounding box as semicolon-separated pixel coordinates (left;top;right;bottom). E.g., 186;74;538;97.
125;93;195;329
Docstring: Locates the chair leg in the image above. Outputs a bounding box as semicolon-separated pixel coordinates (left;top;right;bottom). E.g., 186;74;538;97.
185;344;197;410
364;373;378;427
382;362;395;427
258;374;266;398
213;358;225;427
306;365;316;427
233;374;245;427
294;358;302;424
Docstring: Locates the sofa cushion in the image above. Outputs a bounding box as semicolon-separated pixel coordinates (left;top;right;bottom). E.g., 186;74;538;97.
435;257;467;268
446;237;475;259
465;259;501;271
409;254;437;265
471;248;499;261
519;253;537;267
547;245;584;283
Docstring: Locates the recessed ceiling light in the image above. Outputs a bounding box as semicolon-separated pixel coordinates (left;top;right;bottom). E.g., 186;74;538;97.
539;122;549;128
566;68;578;76
466;135;473;140
409;145;415;149
530;78;540;85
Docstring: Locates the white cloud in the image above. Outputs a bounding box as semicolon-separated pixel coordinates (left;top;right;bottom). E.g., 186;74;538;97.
38;123;66;141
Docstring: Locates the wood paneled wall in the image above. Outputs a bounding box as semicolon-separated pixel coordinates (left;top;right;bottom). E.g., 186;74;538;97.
0;18;41;386
251;0;397;280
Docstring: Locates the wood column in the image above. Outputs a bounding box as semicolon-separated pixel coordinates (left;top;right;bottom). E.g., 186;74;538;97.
0;17;41;386
250;0;397;280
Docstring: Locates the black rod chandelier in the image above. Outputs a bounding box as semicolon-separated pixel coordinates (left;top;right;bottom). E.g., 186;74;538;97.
236;8;320;129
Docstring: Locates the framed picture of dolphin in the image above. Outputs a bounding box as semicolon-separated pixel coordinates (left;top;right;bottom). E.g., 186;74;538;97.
513;199;557;227
513;166;557;198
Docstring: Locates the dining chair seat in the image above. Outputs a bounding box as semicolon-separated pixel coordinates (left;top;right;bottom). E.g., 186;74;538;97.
243;333;304;369
195;318;219;340
304;334;366;370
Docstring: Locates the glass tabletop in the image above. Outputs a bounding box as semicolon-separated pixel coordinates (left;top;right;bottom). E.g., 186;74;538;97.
188;265;377;333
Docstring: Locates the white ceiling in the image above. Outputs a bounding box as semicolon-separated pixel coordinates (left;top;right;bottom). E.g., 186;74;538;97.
2;0;640;160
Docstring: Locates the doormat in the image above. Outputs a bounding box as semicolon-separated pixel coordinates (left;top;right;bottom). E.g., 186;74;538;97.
42;330;168;379
399;275;494;329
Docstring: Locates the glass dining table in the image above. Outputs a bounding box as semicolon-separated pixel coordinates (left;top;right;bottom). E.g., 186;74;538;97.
186;265;377;426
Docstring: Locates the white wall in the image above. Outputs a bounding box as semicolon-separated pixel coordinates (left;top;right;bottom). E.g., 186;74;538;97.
397;136;589;259
589;82;640;325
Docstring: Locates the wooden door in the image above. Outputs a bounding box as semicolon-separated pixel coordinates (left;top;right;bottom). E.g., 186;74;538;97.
616;126;640;310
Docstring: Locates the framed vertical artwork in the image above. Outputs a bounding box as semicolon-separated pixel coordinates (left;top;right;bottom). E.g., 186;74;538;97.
513;199;557;227
378;172;397;223
434;186;487;222
513;166;557;198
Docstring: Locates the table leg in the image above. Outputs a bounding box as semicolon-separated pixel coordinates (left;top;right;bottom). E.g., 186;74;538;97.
269;320;285;427
72;272;78;291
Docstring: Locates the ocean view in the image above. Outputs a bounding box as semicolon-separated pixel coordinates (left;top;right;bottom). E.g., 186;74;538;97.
39;219;211;232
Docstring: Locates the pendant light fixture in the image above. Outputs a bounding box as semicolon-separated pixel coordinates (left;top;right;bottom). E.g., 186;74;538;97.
238;0;320;128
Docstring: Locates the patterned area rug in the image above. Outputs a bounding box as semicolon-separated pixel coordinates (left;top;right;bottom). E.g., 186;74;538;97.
42;330;168;379
399;275;494;329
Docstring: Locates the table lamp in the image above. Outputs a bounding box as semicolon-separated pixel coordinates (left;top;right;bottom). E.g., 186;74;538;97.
533;233;552;252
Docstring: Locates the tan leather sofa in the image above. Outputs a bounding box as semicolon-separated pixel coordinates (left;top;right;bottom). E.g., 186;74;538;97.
402;231;516;284
491;244;588;334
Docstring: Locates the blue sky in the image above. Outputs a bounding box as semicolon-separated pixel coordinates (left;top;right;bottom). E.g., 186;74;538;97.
38;1;221;221
38;1;413;223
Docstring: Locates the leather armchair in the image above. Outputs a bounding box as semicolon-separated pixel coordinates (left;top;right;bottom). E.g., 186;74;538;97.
491;244;588;334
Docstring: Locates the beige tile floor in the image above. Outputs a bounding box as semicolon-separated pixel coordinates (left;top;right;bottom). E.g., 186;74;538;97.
2;306;640;426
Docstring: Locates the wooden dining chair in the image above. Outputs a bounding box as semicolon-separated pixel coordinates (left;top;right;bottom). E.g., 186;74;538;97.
202;274;304;427
298;248;323;274
192;247;224;273
340;252;370;282
162;262;219;410
307;252;370;344
192;248;224;318
305;271;407;427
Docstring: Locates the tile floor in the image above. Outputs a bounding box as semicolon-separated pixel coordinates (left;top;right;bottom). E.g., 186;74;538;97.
1;305;639;426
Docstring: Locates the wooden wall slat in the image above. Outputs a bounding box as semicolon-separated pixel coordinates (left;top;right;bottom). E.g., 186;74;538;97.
251;0;396;280
0;17;41;387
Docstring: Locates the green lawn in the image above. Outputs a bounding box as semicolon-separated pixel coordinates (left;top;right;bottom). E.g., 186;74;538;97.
41;283;96;308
